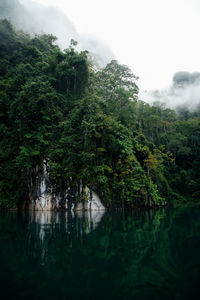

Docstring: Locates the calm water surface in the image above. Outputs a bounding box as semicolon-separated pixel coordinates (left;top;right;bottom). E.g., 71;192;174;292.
0;206;200;300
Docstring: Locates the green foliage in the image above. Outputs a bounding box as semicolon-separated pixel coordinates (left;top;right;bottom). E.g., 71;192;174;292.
0;20;199;208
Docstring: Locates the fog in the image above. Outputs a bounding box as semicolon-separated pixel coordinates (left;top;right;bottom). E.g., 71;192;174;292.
1;0;200;111
140;71;200;111
0;0;115;67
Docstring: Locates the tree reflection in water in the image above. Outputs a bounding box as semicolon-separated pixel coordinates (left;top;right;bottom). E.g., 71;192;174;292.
0;206;200;300
25;210;105;266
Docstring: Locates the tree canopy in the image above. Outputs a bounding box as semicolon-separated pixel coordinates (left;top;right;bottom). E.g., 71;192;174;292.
0;20;199;209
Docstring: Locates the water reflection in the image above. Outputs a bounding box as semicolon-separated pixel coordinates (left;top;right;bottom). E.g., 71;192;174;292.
26;210;105;265
0;206;200;300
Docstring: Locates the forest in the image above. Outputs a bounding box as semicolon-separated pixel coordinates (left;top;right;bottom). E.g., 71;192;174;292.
0;19;200;209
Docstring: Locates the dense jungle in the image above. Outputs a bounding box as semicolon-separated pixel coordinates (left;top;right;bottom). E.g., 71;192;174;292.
0;19;200;209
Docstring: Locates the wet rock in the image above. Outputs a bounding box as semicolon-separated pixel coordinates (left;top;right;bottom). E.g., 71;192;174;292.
28;163;105;211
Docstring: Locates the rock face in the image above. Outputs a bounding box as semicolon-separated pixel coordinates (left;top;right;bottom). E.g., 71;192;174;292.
28;162;58;211
75;187;105;211
28;163;105;211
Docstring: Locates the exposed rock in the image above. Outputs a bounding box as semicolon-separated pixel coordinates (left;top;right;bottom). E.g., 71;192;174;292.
74;186;105;211
28;163;105;211
28;162;59;210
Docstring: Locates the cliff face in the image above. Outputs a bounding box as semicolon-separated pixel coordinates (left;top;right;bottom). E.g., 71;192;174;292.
28;163;105;211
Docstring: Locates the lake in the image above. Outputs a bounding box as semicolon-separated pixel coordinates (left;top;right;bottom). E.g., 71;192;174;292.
0;206;200;299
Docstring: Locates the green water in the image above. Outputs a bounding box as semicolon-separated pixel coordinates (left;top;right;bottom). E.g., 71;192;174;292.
0;206;200;300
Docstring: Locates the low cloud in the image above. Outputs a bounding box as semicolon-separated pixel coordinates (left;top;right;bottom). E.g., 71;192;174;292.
78;34;115;67
140;71;200;111
1;0;115;67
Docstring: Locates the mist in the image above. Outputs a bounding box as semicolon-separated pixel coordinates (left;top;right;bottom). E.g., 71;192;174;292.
140;71;200;112
0;0;115;67
2;0;200;112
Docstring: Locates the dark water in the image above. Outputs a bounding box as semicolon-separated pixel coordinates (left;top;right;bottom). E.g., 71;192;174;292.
0;206;200;300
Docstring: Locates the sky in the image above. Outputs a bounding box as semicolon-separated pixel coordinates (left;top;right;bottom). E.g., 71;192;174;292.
21;0;200;91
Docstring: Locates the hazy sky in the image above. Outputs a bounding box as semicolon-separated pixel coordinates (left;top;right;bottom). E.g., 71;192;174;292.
22;0;200;91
